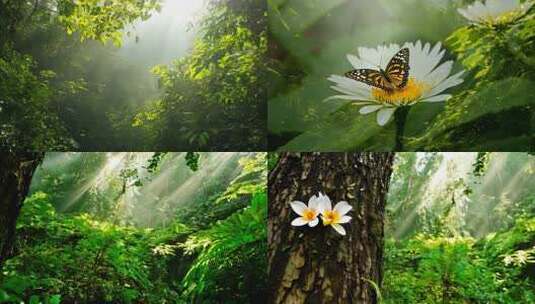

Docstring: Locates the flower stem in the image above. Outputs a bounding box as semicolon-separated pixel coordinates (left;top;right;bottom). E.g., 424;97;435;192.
394;106;409;151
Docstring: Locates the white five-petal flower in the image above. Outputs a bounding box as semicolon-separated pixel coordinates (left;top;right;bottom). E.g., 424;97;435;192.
319;195;352;236
458;0;533;24
290;193;324;227
327;41;465;126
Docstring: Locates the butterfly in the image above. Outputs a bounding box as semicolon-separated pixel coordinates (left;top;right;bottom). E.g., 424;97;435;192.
345;48;410;91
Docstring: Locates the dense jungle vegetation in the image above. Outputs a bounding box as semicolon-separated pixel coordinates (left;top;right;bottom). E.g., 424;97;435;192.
268;0;535;151
0;0;267;151
0;152;267;303
383;152;535;303
0;152;533;303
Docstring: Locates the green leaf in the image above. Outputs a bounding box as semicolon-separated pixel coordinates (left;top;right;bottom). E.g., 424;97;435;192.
280;104;394;151
409;77;535;150
29;295;40;304
48;295;61;304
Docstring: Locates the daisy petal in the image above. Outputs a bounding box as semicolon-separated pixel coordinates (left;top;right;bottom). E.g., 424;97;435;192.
323;95;374;103
331;223;346;235
333;201;353;215
308;217;319;227
291;217;309;226
329;82;369;95
290;201;307;216
350;102;375;106
425;71;465;98
377;107;395;126
458;0;527;23
425;60;453;86
328;75;371;93
347;54;375;69
329;84;371;99
422;94;451;102
360;105;383;114
408;41;445;78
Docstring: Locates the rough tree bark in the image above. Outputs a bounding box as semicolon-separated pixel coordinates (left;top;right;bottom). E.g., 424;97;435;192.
0;152;44;271
268;152;395;304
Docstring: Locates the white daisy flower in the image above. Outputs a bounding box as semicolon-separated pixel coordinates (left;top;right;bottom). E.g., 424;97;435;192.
290;193;326;227
458;0;533;24
318;195;352;236
327;41;465;126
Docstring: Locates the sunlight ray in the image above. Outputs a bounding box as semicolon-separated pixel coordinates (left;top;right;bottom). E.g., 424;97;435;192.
393;152;477;238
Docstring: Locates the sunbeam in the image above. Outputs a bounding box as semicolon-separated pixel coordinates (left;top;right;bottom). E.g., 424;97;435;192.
32;152;246;226
119;0;208;66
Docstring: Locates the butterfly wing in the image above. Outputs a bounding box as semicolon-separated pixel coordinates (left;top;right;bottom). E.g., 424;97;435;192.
385;47;410;89
345;69;393;91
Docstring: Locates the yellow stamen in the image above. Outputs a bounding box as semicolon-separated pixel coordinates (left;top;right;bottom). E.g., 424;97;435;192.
303;209;317;221
322;210;341;225
371;78;428;106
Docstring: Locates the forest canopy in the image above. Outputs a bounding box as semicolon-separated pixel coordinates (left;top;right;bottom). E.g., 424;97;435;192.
0;0;267;151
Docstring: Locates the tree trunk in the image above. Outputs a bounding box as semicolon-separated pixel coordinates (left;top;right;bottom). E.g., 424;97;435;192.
268;152;395;304
0;152;44;271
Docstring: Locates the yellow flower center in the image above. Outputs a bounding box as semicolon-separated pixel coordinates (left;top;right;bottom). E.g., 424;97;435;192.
322;210;341;226
303;209;317;221
371;78;428;106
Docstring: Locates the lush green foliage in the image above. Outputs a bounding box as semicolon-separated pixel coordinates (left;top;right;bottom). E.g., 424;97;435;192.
1;0;266;151
1;192;187;303
58;0;161;46
383;152;535;303
383;218;535;303
408;5;535;150
0;153;267;303
0;46;72;151
174;153;267;230
181;192;267;303
0;0;162;151
134;0;268;150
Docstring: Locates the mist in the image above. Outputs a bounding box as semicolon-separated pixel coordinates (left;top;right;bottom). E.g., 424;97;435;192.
30;152;244;227
387;152;535;239
23;1;209;150
119;0;207;67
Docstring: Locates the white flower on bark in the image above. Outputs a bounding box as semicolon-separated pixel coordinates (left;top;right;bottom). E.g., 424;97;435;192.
319;195;353;236
290;193;325;227
290;192;353;235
